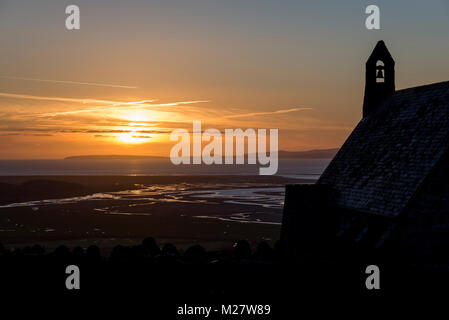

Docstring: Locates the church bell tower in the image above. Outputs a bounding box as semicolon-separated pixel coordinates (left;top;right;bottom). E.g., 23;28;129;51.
363;40;395;118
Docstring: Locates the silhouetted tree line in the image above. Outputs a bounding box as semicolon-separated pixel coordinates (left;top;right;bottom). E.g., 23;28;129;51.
2;237;449;298
0;238;283;265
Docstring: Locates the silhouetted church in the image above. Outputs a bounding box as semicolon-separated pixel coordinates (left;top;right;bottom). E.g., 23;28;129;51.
281;41;449;265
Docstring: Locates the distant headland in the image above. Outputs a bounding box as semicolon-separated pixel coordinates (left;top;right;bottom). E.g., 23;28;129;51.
64;155;167;160
64;148;339;160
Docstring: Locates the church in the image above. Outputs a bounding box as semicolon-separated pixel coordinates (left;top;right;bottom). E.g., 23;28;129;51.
281;41;449;265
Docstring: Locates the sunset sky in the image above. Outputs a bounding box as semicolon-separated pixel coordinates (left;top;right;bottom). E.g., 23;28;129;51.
0;0;448;159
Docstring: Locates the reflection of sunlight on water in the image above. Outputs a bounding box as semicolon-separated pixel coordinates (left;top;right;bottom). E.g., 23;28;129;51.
108;212;151;216
193;214;281;225
0;183;285;223
0;193;120;208
188;187;285;209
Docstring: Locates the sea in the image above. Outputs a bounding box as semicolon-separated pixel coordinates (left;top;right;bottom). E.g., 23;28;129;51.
0;158;330;178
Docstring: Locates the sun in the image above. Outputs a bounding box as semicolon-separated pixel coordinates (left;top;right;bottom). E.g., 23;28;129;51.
110;109;169;144
112;110;154;144
117;132;150;144
116;124;152;144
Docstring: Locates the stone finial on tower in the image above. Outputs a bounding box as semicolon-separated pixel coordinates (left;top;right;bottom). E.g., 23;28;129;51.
363;40;395;118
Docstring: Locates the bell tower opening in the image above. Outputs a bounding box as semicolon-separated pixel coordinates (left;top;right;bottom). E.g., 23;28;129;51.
376;61;385;83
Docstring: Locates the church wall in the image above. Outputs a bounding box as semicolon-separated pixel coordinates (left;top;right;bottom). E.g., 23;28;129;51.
400;150;449;265
280;184;336;261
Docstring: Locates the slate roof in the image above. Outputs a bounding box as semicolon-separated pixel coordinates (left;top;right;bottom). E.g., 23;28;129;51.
318;80;449;217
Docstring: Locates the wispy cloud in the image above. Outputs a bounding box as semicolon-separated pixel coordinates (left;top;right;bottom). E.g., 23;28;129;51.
0;132;53;137
0;92;209;118
0;90;321;146
0;128;171;135
35;100;156;117
224;107;312;119
0;76;138;89
0;92;124;104
37;100;210;117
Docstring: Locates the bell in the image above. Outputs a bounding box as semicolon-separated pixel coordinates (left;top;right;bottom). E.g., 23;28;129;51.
376;69;384;79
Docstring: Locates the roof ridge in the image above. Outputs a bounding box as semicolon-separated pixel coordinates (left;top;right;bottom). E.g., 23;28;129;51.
319;79;449;217
395;80;449;94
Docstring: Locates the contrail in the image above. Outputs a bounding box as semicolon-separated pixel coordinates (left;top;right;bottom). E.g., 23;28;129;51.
0;92;126;104
38;100;210;117
225;107;312;119
0;76;138;89
0;91;209;117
